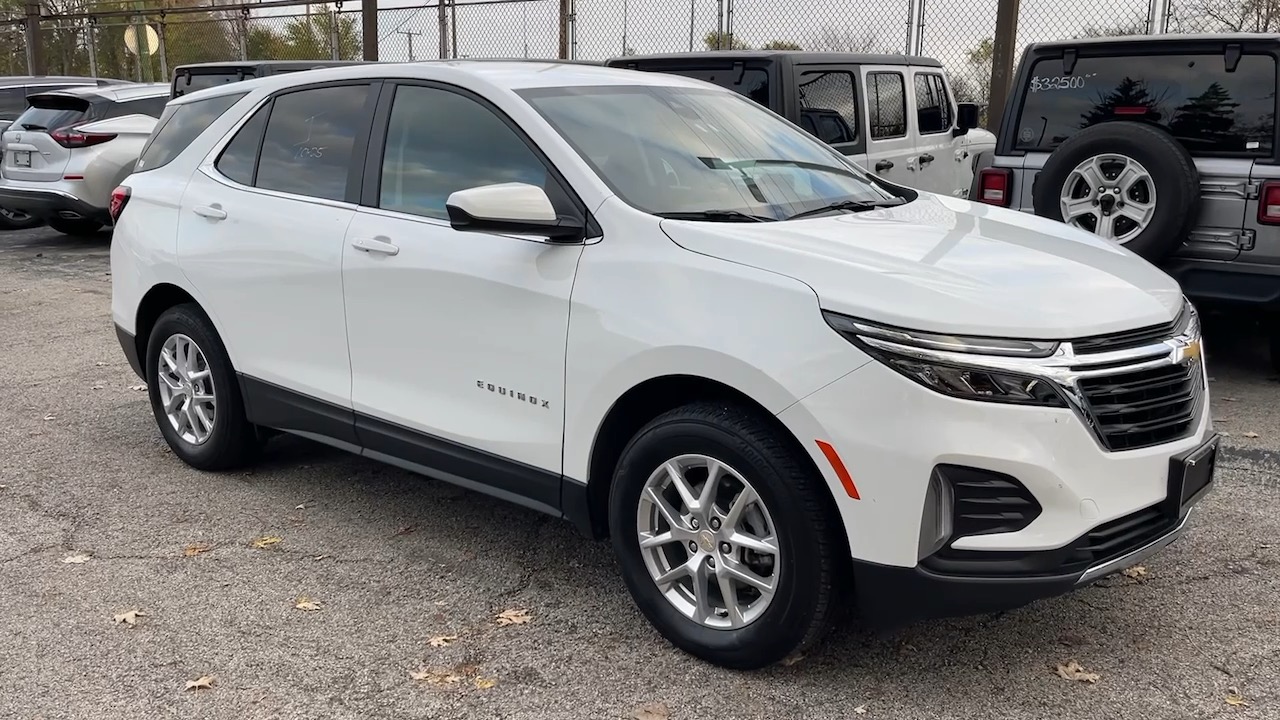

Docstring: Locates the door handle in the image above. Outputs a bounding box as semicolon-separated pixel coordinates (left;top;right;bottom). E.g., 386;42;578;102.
919;153;935;164
192;204;227;220
875;159;894;171
351;236;399;256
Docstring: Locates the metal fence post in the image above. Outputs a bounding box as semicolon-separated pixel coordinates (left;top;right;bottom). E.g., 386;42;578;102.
361;0;377;60
23;0;42;76
157;14;168;80
87;16;99;77
237;8;248;60
1149;0;1171;32
986;0;1021;133
330;8;340;60
558;0;568;59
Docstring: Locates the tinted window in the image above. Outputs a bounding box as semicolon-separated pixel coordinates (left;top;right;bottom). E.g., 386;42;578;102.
255;84;369;202
653;66;770;106
867;72;907;139
1015;53;1277;155
135;92;246;172
380;85;554;220
915;73;952;134
11;98;90;133
107;96;168;119
215;104;269;185
175;71;253;98
0;87;29;117
798;71;858;145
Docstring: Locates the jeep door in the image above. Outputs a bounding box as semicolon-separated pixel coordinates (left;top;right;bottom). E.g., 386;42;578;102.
858;66;920;187
792;65;869;170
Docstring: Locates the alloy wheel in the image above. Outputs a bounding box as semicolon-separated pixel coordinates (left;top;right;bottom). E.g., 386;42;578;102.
156;333;217;445
1059;153;1157;244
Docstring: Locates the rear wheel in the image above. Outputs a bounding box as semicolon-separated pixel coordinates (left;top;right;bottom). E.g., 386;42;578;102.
608;402;845;669
146;304;260;471
0;207;42;231
48;218;104;236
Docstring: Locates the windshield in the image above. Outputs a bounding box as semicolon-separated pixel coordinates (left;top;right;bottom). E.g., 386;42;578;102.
519;84;900;220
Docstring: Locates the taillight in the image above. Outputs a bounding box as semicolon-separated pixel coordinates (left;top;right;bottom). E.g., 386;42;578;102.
977;167;1012;207
51;125;117;149
1258;181;1280;225
109;186;131;223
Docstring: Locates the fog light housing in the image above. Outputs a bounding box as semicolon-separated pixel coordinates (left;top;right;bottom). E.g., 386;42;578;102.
917;472;955;560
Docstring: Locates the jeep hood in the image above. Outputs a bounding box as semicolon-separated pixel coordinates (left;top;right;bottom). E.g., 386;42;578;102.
659;193;1184;339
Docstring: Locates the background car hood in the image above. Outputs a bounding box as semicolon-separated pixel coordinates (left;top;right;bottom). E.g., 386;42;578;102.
659;193;1184;339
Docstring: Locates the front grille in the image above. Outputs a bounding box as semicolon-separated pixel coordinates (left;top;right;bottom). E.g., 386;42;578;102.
1071;308;1186;354
1072;505;1171;567
1077;360;1202;451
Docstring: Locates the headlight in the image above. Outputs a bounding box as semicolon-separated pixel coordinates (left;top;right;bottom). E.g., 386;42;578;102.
823;311;1068;407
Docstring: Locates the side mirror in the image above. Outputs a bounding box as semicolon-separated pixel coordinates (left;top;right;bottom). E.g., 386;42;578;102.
446;182;584;242
954;102;981;136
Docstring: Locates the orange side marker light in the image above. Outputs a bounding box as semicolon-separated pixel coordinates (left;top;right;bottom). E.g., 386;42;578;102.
815;440;860;500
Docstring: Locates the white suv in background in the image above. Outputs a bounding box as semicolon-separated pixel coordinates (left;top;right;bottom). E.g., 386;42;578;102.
110;62;1218;669
0;83;168;236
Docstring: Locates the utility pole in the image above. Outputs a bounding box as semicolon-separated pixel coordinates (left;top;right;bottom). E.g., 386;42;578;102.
449;0;458;58
558;0;568;59
23;0;42;76
438;0;448;58
361;0;378;60
397;28;422;61
987;0;1021;134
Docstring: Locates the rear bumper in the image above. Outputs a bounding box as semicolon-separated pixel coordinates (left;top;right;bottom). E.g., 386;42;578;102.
1163;257;1280;311
0;183;108;224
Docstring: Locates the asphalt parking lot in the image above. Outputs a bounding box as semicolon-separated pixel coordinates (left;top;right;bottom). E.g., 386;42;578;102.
1;225;1278;720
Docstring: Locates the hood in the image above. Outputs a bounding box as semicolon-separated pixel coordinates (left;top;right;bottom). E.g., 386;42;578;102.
659;193;1183;340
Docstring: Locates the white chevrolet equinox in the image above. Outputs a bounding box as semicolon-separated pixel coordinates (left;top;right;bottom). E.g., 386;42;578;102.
110;61;1219;669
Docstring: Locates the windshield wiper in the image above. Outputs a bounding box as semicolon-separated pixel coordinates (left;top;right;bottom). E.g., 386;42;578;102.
785;199;905;221
655;210;774;222
20;123;47;131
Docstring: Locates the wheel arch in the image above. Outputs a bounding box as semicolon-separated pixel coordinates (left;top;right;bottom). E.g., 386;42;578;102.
134;282;210;367
573;373;848;550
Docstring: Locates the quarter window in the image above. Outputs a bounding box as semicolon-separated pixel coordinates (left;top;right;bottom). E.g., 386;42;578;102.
135;92;246;173
1015;53;1277;155
215;104;269;186
914;73;953;134
378;84;558;221
255;84;370;202
867;72;907;139
798;71;859;145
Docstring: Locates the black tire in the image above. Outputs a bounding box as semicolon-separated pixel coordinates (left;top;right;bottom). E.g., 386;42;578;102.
48;218;104;236
0;207;43;231
1269;315;1280;376
1032;122;1198;263
145;303;259;471
608;402;845;669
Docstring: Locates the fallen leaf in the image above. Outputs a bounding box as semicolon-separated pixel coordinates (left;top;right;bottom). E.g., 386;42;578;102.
91;384;104;390
1122;565;1149;580
43;414;55;421
129;384;147;391
1226;687;1249;706
95;361;106;367
62;553;91;564
1223;396;1238;402
410;668;461;685
294;596;322;611
1056;660;1100;683
428;634;458;648
392;524;417;537
473;677;497;690
113;610;148;626
295;503;306;510
781;652;806;666
854;706;868;715
183;542;212;557
185;675;215;691
632;703;668;720
250;535;282;549
1243;431;1260;439
495;608;531;626
313;554;329;561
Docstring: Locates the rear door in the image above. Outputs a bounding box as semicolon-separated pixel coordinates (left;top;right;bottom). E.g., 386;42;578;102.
2;93;94;182
910;69;959;195
793;65;868;167
859;66;919;186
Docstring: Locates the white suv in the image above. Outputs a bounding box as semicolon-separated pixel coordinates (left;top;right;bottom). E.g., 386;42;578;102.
110;62;1219;669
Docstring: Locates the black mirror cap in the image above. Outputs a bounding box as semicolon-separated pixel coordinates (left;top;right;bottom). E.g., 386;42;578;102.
954;102;981;136
446;203;585;243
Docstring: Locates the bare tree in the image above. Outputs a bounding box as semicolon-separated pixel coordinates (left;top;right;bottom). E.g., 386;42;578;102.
808;27;886;53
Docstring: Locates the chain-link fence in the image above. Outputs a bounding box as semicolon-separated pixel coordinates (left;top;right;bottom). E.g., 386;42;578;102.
5;0;1280;88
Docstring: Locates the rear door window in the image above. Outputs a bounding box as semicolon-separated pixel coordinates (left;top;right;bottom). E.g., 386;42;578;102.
0;86;28;118
914;73;953;134
135;92;247;172
1014;52;1277;155
867;72;908;139
253;83;371;202
798;71;859;145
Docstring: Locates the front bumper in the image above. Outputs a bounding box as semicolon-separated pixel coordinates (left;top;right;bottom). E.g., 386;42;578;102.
0;182;108;224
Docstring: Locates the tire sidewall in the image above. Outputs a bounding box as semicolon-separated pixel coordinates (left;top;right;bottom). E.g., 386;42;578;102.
1032;122;1198;262
608;415;827;663
145;306;242;467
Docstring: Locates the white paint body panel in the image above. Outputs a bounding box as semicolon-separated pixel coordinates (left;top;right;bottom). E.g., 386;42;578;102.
111;60;1209;575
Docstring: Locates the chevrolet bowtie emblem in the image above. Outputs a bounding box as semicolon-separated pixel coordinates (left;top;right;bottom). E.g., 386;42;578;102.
1176;339;1202;363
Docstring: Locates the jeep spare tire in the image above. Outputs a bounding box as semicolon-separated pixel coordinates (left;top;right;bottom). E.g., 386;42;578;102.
1032;122;1199;263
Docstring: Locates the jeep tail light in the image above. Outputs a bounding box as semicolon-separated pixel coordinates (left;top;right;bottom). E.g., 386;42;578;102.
51;125;117;149
1259;181;1280;225
109;186;131;223
977;168;1011;207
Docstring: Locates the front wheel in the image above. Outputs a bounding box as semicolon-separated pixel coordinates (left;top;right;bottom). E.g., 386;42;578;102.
608;402;846;669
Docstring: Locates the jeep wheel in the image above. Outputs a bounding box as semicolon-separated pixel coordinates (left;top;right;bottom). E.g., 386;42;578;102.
1033;122;1199;263
608;402;845;669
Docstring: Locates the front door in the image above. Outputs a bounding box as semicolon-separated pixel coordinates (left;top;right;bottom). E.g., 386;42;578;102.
909;69;961;196
341;82;587;511
859;66;920;188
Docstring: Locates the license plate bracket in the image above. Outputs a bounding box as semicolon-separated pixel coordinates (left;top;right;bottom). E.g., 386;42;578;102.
1165;433;1219;517
13;150;30;168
